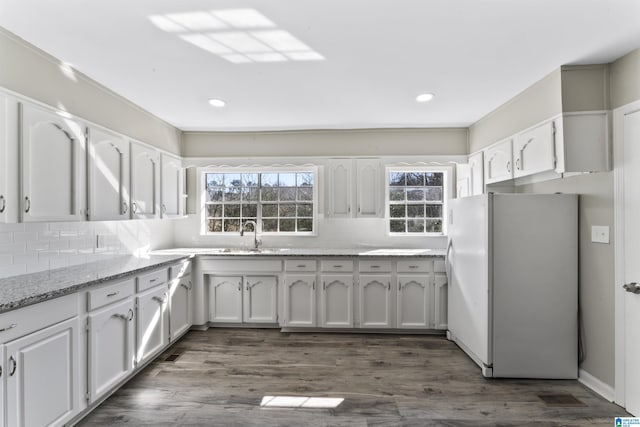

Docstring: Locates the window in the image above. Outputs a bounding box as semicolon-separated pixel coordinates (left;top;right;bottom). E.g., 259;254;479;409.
387;168;447;234
204;170;315;234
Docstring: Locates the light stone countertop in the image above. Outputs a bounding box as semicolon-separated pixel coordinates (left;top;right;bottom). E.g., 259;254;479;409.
0;247;445;314
0;254;192;314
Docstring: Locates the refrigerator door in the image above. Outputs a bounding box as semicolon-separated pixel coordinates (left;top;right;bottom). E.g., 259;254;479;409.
447;194;491;368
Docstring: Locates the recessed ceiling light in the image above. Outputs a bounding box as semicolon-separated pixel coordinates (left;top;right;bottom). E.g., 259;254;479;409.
416;93;435;103
208;98;226;107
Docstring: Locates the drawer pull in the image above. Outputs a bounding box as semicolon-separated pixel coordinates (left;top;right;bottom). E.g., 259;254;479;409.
150;279;158;283
107;292;119;297
0;323;17;333
333;265;343;268
408;265;418;269
370;265;380;269
296;264;306;268
8;356;16;376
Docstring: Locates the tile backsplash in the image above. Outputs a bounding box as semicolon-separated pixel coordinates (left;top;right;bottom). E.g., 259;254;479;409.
0;219;175;278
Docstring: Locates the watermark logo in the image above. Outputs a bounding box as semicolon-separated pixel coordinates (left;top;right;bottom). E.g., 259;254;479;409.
616;417;640;426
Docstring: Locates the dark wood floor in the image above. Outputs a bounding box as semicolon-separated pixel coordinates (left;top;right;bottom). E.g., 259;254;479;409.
78;328;627;426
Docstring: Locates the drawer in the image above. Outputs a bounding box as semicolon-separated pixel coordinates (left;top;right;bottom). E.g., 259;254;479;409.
170;260;192;281
137;268;168;292
397;260;432;273
87;279;135;311
0;293;78;344
285;259;317;272
434;259;446;273
201;258;282;273
321;259;354;272
359;260;392;273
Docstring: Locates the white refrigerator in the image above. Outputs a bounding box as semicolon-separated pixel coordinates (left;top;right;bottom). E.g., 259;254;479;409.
446;193;578;378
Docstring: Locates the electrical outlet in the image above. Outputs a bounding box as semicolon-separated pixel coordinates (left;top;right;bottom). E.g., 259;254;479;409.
591;226;610;244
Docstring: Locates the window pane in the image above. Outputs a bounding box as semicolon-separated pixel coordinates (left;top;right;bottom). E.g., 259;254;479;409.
261;187;278;201
425;205;442;218
279;218;295;232
297;203;313;217
297;187;313;201
224;187;241;201
224;219;240;232
206;187;223;202
261;173;278;187
425;187;443;201
389;188;405;201
389;172;405;186
425;219;443;232
297;172;313;186
208;219;222;232
224;204;240;217
206;204;223;217
389;205;405;218
242;187;259;201
407;188;424;201
297;218;313;232
407;219;425;232
242;173;259;187
390;220;406;233
280;187;296;201
262;219;277;232
206;173;224;187
425;172;443;186
278;173;296;186
242;204;257;217
406;172;424;186
225;174;242;187
279;204;296;217
407;205;424;218
262;203;278;217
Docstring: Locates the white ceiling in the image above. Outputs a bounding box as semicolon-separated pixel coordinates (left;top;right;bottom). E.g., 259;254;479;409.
1;0;640;132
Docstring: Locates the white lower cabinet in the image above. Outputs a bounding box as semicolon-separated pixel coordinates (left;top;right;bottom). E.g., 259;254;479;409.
283;274;316;327
396;275;431;328
320;274;353;328
359;275;392;328
135;285;168;365
169;274;193;340
5;317;79;427
88;297;135;403
208;275;278;324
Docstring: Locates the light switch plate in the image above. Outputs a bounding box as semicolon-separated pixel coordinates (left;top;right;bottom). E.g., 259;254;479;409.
591;226;610;244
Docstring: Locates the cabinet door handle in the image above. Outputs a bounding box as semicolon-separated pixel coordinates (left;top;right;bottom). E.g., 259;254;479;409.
132;202;138;213
387;282;391;291
398;282;402;291
312;281;315;290
515;158;521;170
323;281;326;290
0;323;17;332
24;196;30;213
128;308;134;321
8;356;16;376
0;195;5;213
506;161;511;174
162;204;167;214
122;201;128;214
238;281;242;291
188;280;193;290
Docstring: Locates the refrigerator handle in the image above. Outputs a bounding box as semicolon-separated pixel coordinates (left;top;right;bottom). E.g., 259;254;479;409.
445;239;453;281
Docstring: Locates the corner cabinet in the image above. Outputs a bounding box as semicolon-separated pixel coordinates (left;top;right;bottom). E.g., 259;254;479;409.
160;153;184;219
130;142;160;219
20;102;86;222
86;126;130;220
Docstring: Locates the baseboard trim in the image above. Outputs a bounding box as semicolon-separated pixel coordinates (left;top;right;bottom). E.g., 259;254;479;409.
578;369;615;402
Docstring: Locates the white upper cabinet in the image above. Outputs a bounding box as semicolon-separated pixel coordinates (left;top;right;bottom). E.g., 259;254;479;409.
130;142;160;219
356;159;382;217
20;102;86;222
87;126;130;220
468;151;484;195
456;163;471;198
0;93;19;223
326;159;352;217
160;153;183;219
513;120;556;178
483;138;513;184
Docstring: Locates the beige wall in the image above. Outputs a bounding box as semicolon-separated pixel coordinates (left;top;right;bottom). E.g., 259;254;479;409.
468;69;562;152
182;128;467;158
517;172;615;386
0;27;181;154
561;65;610;112
611;48;640;109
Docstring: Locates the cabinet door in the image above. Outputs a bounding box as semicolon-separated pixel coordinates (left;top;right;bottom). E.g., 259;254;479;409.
136;285;168;365
356;159;381;217
20;102;85;222
513;121;556;178
6;317;79;427
130;142;159;219
433;273;448;330
320;274;353;328
208;276;243;323
0;94;19;224
456;163;471;198
161;153;183;218
484;139;513;184
244;276;278;323
283;274;316;327
397;275;430;328
87;126;130;220
88;297;135;402
359;275;392;328
169;275;192;340
326;159;352;217
469;152;484;196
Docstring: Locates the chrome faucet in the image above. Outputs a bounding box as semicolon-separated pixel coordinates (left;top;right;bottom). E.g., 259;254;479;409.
240;220;261;250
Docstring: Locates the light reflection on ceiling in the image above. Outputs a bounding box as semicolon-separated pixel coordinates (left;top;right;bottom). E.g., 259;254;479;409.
149;8;324;64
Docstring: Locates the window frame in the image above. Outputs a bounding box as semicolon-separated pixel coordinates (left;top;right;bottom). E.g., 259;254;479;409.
384;165;452;236
199;166;318;236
